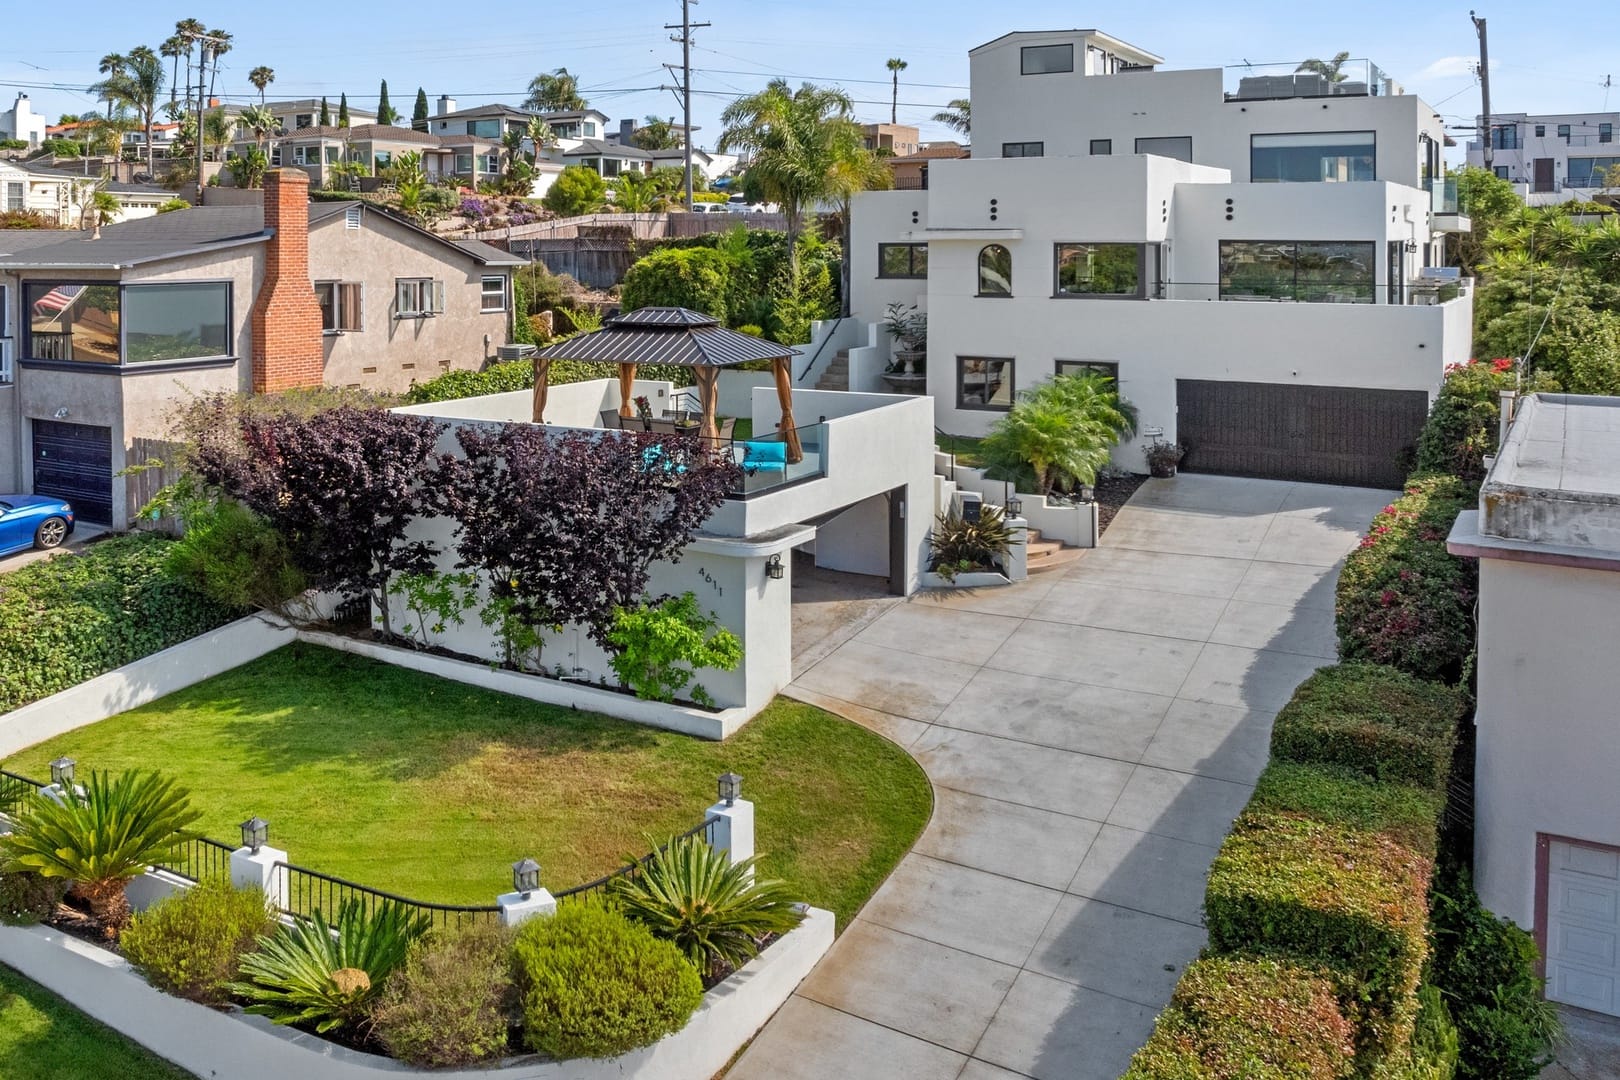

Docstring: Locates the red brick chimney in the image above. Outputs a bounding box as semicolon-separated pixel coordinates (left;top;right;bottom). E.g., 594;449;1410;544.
251;169;324;392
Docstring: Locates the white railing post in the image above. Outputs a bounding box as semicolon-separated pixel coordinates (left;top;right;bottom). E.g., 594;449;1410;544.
230;844;288;910
497;859;557;927
706;772;755;874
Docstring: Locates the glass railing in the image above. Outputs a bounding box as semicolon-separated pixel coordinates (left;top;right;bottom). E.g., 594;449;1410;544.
723;422;827;499
1224;60;1399;101
1427;175;1463;215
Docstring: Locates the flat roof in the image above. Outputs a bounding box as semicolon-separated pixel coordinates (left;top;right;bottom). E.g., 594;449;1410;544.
968;29;1163;65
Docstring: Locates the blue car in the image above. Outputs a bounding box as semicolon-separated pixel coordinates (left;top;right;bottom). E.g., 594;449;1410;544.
0;494;75;557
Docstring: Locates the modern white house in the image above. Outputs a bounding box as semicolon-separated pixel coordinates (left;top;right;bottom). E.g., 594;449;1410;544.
847;29;1472;489
0;93;47;150
1447;393;1620;1019
1465;111;1619;205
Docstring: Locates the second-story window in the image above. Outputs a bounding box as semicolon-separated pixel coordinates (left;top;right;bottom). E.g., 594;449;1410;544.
1021;44;1074;75
878;243;928;279
978;245;1012;296
1251;131;1375;183
1603;123;1614;144
1002;142;1044;158
1089;139;1112;156
1135;136;1193;162
1558;124;1571;143
1054;243;1142;298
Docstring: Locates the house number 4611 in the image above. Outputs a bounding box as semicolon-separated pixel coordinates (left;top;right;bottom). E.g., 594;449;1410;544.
697;568;722;597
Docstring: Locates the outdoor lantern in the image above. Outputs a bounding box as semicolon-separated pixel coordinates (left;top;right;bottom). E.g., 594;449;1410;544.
48;757;75;787
1405;239;1419;254
239;817;269;854
1080;483;1096;503
1006;496;1023;518
512;858;541;898
766;554;785;580
718;772;743;807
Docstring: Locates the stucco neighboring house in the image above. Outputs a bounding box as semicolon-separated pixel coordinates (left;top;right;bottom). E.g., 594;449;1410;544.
0;93;48;149
847;28;1471;489
886;141;969;190
1446;393;1620;1019
862;123;921;159
1464;111;1619;205
557;139;654;178
0;162;179;227
0;169;520;528
250;124;504;189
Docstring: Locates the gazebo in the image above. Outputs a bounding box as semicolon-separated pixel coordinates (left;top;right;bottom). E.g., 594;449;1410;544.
530;307;806;463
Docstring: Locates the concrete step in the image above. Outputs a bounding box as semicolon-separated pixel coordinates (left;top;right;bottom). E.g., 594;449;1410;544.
1026;545;1086;574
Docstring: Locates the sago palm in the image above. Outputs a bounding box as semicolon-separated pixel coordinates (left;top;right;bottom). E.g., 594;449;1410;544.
609;835;805;975
229;899;430;1033
0;769;201;930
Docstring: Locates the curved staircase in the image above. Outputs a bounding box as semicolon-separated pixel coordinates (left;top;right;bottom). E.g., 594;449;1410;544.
1023;526;1084;574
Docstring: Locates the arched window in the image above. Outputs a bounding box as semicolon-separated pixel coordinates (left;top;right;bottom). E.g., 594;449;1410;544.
978;245;1012;296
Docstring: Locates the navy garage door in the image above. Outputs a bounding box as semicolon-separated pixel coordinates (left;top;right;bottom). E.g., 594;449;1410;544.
1176;380;1428;490
32;419;113;526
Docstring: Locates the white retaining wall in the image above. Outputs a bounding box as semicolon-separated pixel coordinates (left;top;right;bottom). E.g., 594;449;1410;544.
934;455;1100;549
0;906;834;1080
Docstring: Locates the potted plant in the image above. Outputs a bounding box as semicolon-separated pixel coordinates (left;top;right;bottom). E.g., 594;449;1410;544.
1143;441;1186;478
883;302;928;375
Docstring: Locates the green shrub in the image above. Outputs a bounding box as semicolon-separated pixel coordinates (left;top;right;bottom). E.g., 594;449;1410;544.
606;592;742;706
620;247;732;322
1336;475;1478;683
0;533;243;713
165;498;307;613
402;358;694;405
121;879;276;1004
542;165;607;216
512;901;703;1060
230;899;430;1033
1427;873;1560;1080
370;921;515;1068
1414;361;1559;482
0;870;67;926
1248;761;1444;859
1269;664;1465;792
1204;812;1433;1057
1382;985;1462;1080
1121;956;1356;1079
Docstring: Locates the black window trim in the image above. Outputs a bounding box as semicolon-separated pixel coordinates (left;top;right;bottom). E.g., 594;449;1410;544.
1089;138;1112;156
1001;141;1045;158
1247;129;1378;183
1020;43;1075;76
1051;242;1148;300
1216;239;1378;304
1055;359;1120;384
21;277;236;368
956;355;1016;412
977;244;1013;298
1133;135;1194;162
877;242;928;279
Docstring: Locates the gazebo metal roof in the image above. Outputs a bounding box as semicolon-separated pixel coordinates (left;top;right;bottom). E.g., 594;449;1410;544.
531;307;798;369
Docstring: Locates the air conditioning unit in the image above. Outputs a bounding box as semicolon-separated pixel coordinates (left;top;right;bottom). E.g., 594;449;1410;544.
496;343;537;361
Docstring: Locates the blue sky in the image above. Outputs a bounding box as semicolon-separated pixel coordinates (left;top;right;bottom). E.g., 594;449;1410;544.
4;1;1616;155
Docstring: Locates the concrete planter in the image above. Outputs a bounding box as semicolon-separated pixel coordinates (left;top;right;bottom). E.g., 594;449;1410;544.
296;630;750;740
0;907;834;1080
920;570;1012;589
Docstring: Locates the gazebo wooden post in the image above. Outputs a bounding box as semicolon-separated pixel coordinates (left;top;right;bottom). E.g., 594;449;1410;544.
618;362;638;418
772;357;804;464
531;356;551;423
693;367;721;443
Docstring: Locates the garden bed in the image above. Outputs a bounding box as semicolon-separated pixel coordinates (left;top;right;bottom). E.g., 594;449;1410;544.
1094;471;1150;535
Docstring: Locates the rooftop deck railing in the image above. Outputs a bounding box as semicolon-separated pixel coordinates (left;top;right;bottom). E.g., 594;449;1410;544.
1224;60;1398;102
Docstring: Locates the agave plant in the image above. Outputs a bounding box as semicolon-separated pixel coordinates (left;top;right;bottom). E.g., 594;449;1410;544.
230;899;430;1033
0;769;201;932
608;835;804;975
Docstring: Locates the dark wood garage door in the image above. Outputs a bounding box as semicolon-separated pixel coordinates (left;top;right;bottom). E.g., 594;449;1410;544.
1176;380;1428;490
32;419;113;525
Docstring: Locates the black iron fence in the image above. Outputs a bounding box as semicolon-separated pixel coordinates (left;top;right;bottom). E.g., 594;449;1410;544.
152;835;238;884
0;769;41;812
273;860;501;930
553;815;720;902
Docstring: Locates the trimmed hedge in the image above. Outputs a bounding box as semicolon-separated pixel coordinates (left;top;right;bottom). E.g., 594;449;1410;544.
1269;664;1466;791
1335;476;1478;683
401;357;694;405
1248;760;1444;860
0;533;242;713
1204;811;1434;1057
1121;956;1356;1079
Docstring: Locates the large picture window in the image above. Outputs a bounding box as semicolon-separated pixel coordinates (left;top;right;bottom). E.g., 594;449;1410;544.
25;283;120;363
1251;131;1375;183
978;245;1012;296
878;243;928;279
1134;136;1192;162
958;357;1014;410
1054;243;1142;297
24;281;230;364
1568;157;1620;188
1021;44;1074;75
1219;241;1376;304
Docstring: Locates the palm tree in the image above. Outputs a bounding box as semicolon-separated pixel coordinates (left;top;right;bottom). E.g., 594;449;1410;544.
886;58;907;125
932;98;970;136
239;103;276;152
97;53;127;121
172;18;205;109
524;68;586;112
1296;52;1352;83
94;46;165;174
204;29;232;106
613;170;661;212
204;107;234;162
826;134;893;315
718;79;860;271
632;115;681;151
248;66;275;104
981;373;1137;496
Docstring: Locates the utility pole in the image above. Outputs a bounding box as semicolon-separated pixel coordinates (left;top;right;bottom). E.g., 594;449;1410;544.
1472;11;1493;170
664;0;709;211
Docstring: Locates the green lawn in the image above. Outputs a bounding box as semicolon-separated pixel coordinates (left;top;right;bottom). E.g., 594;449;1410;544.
936;433;985;468
8;644;930;927
0;965;193;1080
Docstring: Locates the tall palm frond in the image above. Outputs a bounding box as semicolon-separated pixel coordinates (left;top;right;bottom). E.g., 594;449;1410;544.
1296;52;1352;83
93;46;165;174
248;66;275;104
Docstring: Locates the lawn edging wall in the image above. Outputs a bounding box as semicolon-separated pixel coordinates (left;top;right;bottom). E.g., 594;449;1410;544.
0;614;294;759
0;906;834;1080
295;629;748;740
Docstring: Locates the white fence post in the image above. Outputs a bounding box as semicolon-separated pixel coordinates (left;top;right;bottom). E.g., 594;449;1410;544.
497;858;557;927
230;822;288;911
706;772;755;874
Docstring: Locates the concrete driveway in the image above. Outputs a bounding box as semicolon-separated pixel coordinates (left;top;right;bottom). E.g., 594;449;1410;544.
731;474;1393;1080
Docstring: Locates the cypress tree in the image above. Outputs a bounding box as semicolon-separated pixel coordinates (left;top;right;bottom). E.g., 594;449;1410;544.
338;93;350;128
377;79;396;125
319;96;331;126
412;87;429;132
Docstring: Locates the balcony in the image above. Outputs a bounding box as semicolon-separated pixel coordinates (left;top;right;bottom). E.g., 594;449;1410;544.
1224;60;1400;102
1426;175;1471;232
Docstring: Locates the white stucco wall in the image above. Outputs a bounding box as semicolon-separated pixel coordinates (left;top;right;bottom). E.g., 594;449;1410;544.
1473;556;1620;927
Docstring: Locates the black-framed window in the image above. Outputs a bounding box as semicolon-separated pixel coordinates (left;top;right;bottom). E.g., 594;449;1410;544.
1535;125;1546;137
1021;44;1074;75
1568;157;1620;187
1602;123;1614;144
481;276;507;312
316;281;363;332
1251;131;1375;182
24;281;232;365
1218;241;1376;304
1494;166;1509;179
396;278;445;318
1055;359;1118;384
1558;124;1571;143
978;245;1012;297
958;357;1014;410
1089;139;1112;156
1135;136;1192;162
1490;125;1519;150
1002;141;1044;158
878;243;928;279
1054;243;1142;298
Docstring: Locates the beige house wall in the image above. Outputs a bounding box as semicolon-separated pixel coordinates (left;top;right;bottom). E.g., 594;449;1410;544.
308;213;509;393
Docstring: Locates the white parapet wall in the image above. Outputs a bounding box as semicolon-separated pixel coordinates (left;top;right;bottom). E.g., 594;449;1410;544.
938;458;1100;549
0;907;835;1080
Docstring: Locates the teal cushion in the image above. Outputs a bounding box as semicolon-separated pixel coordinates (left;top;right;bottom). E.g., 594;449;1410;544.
741;440;787;465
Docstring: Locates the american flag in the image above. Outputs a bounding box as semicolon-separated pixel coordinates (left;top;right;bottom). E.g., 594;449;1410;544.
33;285;85;315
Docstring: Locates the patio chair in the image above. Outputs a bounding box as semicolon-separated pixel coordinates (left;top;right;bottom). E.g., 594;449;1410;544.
648;418;681;435
736;439;788;477
598;409;622;429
